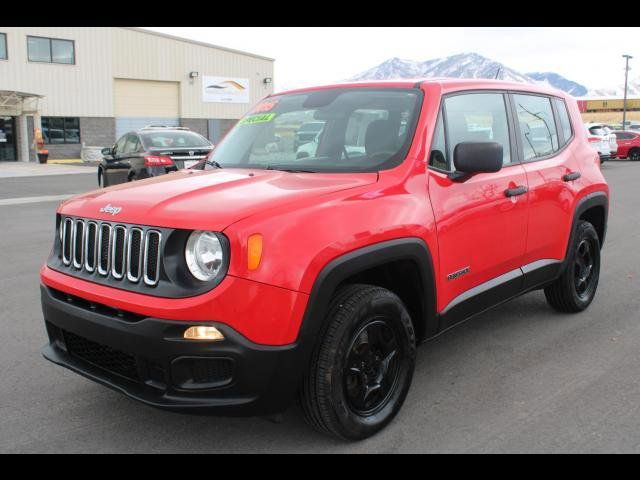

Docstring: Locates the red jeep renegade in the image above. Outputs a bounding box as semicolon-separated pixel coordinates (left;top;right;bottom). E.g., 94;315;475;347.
41;79;609;440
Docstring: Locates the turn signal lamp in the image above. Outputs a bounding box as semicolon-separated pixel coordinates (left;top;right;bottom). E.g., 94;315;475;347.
247;234;263;271
183;326;224;341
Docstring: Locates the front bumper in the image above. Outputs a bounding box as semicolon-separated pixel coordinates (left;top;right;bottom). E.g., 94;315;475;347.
41;285;306;415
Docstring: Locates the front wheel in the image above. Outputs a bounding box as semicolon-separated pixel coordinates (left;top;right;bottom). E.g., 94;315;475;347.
544;220;601;312
301;284;416;440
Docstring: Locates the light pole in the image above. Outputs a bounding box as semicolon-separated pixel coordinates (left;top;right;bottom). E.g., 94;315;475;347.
622;54;632;130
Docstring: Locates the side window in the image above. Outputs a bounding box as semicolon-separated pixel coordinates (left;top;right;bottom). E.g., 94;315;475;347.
123;134;139;154
554;98;573;146
113;135;128;154
444;93;512;166
429;111;448;171
514;94;559;161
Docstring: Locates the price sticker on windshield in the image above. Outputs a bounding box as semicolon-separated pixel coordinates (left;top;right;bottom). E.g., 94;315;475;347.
251;99;279;114
238;113;277;126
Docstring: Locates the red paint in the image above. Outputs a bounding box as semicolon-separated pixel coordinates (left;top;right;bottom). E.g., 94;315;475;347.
614;131;640;159
42;79;609;346
144;155;173;166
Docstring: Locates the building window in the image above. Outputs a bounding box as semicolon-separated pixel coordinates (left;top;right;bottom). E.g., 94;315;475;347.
42;117;80;144
0;33;7;60
27;36;75;64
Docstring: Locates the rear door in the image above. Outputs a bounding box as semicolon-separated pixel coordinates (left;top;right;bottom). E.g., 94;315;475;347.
515;94;580;287
427;91;529;321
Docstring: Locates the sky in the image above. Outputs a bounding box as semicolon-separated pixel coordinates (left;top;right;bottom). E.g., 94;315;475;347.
145;27;640;93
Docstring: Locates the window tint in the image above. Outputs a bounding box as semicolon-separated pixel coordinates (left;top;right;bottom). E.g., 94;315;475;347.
588;126;607;136
514;94;558;161
0;33;7;60
123;135;139;154
444;93;511;165
429;112;448;171
42;117;80;144
141;131;211;149
114;135;128;154
554;98;573;145
27;36;75;64
613;132;636;140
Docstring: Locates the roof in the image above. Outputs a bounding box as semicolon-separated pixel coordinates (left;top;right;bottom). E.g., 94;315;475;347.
274;78;568;97
124;28;275;62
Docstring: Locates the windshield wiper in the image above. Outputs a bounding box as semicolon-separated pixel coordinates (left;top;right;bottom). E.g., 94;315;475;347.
265;165;316;173
205;159;223;169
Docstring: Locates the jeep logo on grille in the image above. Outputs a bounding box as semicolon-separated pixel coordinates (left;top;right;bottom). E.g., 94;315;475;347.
99;204;122;216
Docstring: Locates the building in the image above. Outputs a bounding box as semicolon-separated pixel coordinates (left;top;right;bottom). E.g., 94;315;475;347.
0;27;275;162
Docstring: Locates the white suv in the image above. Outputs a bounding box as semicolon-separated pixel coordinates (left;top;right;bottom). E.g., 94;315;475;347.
585;123;618;162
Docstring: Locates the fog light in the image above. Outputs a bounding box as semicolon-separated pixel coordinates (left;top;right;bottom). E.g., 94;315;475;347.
183;326;224;341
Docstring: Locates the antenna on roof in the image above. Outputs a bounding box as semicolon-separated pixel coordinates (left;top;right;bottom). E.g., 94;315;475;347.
494;67;502;80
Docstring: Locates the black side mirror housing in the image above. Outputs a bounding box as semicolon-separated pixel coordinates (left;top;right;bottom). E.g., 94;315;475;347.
101;147;113;156
450;142;503;180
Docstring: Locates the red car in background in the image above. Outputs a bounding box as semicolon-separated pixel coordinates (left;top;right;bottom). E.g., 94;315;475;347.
613;131;640;161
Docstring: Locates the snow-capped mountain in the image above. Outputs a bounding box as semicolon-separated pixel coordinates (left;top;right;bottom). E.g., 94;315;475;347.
526;72;588;97
351;53;531;83
587;77;640;98
350;53;588;96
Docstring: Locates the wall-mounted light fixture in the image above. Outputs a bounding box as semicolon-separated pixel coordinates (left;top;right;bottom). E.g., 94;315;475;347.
263;77;273;85
189;71;199;79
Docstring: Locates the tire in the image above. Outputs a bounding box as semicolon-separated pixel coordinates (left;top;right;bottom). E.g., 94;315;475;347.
544;220;601;313
301;284;416;440
98;168;108;188
629;148;640;161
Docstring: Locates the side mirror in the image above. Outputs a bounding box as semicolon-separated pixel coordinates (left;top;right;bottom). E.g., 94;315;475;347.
101;147;113;156
451;142;503;180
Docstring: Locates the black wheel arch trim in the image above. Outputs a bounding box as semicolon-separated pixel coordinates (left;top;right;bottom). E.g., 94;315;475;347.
559;191;608;275
296;238;438;348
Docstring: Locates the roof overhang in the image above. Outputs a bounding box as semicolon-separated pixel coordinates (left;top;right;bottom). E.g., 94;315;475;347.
0;90;44;116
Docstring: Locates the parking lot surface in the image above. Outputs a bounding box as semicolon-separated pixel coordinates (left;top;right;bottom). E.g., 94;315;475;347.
1;162;639;453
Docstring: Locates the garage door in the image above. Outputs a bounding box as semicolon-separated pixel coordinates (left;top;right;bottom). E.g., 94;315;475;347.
114;79;180;138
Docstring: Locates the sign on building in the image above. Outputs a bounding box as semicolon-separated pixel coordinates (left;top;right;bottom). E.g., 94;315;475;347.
202;76;250;104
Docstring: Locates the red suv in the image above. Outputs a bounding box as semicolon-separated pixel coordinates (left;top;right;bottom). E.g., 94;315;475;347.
41;79;609;440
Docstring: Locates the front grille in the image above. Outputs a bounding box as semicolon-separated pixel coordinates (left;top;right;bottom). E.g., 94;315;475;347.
62;329;140;381
60;217;162;287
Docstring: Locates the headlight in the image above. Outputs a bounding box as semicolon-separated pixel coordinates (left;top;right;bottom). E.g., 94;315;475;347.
185;231;225;281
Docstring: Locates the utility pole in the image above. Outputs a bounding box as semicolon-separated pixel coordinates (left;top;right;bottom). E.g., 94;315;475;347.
622;54;632;130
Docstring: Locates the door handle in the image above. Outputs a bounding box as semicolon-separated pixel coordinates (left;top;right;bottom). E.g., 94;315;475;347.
563;172;581;182
504;185;528;197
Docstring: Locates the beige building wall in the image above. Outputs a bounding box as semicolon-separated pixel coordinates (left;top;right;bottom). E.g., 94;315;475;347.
0;27;114;117
112;28;275;119
0;27;274;119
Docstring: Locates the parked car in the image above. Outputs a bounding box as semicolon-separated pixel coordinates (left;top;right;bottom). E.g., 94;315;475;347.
293;121;325;150
612;130;640;161
98;126;214;187
42;79;608;440
585;123;617;162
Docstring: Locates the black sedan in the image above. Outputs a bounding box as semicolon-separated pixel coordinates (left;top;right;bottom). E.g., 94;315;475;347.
98;126;214;187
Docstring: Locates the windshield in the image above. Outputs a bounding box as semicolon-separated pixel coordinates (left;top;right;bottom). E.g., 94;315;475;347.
206;88;422;172
141;131;211;150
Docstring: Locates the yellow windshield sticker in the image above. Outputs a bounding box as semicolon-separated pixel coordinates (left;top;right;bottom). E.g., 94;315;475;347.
238;113;276;126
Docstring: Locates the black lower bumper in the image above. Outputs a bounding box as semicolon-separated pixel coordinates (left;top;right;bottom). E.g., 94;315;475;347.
40;285;306;416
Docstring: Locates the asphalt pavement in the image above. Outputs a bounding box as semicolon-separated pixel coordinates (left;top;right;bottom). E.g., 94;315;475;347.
1;161;639;453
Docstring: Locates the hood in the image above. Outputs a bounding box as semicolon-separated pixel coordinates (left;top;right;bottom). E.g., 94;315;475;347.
59;169;378;230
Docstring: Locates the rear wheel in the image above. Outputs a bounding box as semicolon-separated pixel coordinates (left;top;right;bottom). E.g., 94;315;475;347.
544;220;600;312
629;148;640;161
301;284;416;440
